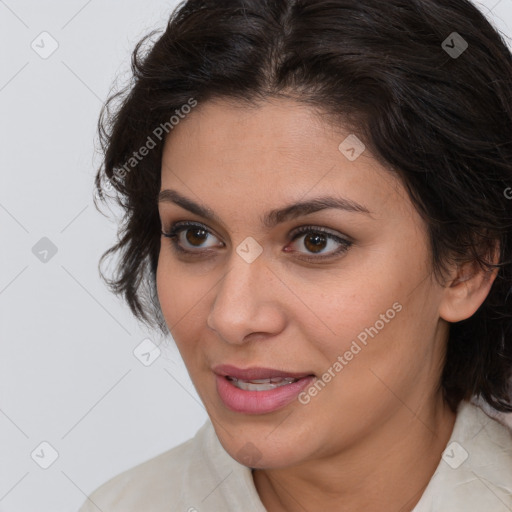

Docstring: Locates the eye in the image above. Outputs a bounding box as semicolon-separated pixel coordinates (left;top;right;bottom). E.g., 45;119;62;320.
287;226;352;261
161;221;353;262
161;221;223;255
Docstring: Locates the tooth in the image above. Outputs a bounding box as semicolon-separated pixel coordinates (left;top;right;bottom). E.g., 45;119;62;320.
238;381;278;391
231;379;299;391
247;377;299;384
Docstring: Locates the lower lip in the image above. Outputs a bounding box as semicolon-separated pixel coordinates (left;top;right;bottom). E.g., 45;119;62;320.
215;374;316;414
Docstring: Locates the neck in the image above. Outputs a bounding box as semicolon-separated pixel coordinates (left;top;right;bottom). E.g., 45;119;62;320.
253;396;457;512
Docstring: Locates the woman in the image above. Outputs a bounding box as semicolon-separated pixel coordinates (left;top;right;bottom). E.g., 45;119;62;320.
80;0;512;510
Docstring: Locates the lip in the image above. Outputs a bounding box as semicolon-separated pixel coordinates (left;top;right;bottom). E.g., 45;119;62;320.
213;364;313;381
213;364;316;414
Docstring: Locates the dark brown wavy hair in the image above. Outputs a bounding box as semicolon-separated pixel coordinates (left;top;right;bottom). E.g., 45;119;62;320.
94;0;512;414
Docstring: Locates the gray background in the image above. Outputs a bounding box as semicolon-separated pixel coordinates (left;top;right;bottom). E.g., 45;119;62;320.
1;1;511;511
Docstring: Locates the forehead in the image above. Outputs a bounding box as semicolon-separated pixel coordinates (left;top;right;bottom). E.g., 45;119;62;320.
160;97;409;221
163;97;345;166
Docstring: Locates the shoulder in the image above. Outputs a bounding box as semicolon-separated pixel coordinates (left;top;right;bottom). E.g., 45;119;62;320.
78;420;213;512
414;400;512;512
78;418;266;512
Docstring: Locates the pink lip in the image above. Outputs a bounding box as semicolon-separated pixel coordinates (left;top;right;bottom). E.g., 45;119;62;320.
213;365;316;414
213;364;313;380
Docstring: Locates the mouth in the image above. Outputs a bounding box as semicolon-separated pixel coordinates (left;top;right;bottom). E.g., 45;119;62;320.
213;364;316;414
225;376;304;392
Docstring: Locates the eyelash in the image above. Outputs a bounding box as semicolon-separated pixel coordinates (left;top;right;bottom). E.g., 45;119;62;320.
161;221;353;262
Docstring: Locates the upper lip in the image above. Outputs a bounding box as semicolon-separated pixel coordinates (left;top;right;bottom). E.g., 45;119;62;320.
213;364;314;380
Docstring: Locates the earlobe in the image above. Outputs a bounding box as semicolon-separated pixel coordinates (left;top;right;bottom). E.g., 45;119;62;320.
439;259;499;323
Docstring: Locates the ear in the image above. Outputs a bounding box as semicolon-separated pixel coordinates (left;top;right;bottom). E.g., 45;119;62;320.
439;242;500;323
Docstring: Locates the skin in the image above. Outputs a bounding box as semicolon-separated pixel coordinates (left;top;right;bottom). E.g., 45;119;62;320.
156;97;498;512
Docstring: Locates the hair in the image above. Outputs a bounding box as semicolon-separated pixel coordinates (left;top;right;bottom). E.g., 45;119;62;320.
94;0;512;414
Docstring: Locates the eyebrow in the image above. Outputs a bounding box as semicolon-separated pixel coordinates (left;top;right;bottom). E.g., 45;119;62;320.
158;189;372;229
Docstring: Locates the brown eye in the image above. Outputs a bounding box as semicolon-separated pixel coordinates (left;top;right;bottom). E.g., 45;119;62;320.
289;226;353;260
303;233;328;253
185;227;209;246
161;222;223;253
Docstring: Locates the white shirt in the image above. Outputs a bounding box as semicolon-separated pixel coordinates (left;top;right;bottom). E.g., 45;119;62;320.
78;399;512;511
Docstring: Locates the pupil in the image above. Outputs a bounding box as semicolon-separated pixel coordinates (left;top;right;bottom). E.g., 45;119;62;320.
305;233;326;253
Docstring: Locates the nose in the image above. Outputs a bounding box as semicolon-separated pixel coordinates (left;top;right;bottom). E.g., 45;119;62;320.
206;250;287;345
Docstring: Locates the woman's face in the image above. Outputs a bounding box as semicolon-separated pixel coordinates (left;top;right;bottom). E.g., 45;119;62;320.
156;97;450;468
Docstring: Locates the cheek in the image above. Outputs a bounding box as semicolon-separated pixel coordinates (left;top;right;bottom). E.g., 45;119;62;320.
309;295;404;375
156;253;204;339
287;265;404;356
295;251;431;374
156;252;178;322
156;252;222;375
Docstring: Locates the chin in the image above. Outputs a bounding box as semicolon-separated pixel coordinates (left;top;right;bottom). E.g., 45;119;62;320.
212;420;313;469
